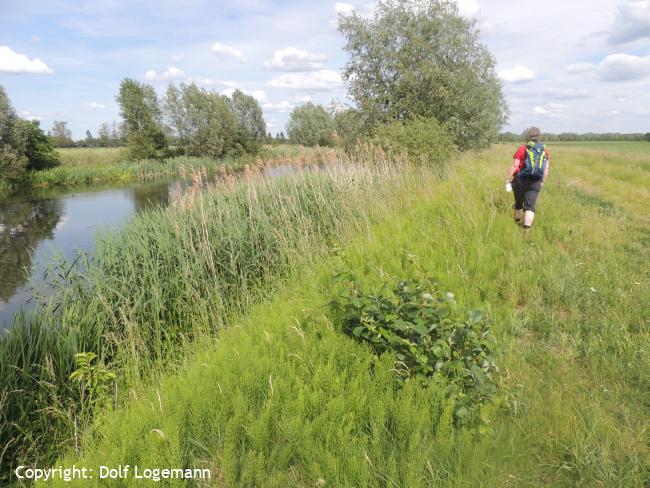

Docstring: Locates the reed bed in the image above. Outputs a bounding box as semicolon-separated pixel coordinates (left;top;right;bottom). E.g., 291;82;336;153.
0;146;416;481
20;145;336;192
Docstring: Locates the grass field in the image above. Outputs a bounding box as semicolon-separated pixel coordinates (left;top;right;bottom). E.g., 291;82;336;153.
3;142;648;486
11;145;325;192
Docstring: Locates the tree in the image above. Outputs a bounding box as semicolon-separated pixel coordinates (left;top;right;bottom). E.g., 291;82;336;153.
97;122;111;147
229;89;266;151
116;78;167;160
20;120;60;170
164;83;191;151
287;102;335;147
645;132;650;142
338;0;508;149
50;121;74;147
0;85;59;186
333;107;366;149
84;130;95;147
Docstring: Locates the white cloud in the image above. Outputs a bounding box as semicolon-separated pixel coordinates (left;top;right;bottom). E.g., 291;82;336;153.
544;87;591;99
570;53;650;81
598;53;650;80
609;0;650;44
144;66;185;81
21;110;43;121
268;69;343;90
455;0;481;18
568;62;596;75
498;65;536;83
0;46;53;74
262;100;295;113
335;2;355;15
264;47;326;72
83;102;106;109
221;87;267;102
533;103;568;116
211;42;247;62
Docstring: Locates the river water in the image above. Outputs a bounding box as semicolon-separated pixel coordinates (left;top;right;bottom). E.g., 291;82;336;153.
0;163;323;331
0;179;178;330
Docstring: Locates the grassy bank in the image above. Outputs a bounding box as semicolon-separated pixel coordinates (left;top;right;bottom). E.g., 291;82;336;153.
3;142;649;486
7;145;324;194
0;148;411;483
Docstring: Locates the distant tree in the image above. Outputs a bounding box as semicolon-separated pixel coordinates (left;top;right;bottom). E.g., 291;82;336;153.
287;102;335;146
110;122;121;145
180;83;241;157
84;130;95;147
339;0;508;149
97;122;111;147
229;89;266;151
163;83;191;151
645;132;650;142
50;121;75;147
278;131;286;142
116;78;167;160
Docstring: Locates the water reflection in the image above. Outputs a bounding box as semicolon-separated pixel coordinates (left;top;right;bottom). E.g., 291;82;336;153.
0;180;173;328
0;197;64;302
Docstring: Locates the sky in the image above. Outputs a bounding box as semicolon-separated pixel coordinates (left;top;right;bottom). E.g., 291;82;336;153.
1;0;649;139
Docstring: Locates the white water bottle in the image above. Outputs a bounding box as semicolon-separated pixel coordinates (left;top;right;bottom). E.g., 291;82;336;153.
505;182;512;192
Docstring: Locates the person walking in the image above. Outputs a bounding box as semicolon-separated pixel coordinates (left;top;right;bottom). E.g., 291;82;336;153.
505;127;550;230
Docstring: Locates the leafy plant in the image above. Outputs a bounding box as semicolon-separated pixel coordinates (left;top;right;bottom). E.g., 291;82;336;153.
330;269;497;420
70;352;115;416
369;116;457;174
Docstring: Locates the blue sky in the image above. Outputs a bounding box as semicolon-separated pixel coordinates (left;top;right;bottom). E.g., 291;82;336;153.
1;0;649;139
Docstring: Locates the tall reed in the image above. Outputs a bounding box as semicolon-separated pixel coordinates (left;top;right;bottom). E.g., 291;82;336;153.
0;147;414;481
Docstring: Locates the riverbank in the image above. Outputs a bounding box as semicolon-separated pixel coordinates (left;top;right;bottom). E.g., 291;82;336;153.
1;144;327;198
3;143;649;486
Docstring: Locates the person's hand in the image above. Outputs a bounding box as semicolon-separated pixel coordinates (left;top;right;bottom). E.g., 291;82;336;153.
505;182;512;192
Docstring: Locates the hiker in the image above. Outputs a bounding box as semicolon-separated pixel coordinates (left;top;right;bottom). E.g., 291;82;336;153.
505;127;550;230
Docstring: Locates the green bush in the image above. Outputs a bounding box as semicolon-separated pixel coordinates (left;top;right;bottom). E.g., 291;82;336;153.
330;270;497;420
287;102;335;147
370;117;457;174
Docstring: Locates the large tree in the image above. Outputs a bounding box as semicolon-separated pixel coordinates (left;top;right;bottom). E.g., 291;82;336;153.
287;102;334;147
338;0;508;149
116;78;167;160
229;89;266;151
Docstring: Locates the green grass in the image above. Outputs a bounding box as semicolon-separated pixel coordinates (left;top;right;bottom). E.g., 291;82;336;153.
0;149;406;483
5;142;650;486
56;147;128;167
550;140;650;154
13;145;326;192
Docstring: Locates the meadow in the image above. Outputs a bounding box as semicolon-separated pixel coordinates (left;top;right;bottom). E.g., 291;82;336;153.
13;145;319;192
1;142;648;486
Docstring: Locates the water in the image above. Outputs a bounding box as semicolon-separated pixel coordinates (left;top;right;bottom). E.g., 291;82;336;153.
0;163;323;331
0;179;175;330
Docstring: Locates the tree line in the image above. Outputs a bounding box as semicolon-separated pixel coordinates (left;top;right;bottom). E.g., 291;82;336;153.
499;131;650;142
116;79;267;160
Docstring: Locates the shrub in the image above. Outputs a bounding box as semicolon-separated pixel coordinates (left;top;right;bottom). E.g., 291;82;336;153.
287;102;335;147
370;117;457;174
21;120;60;170
330;270;497;420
